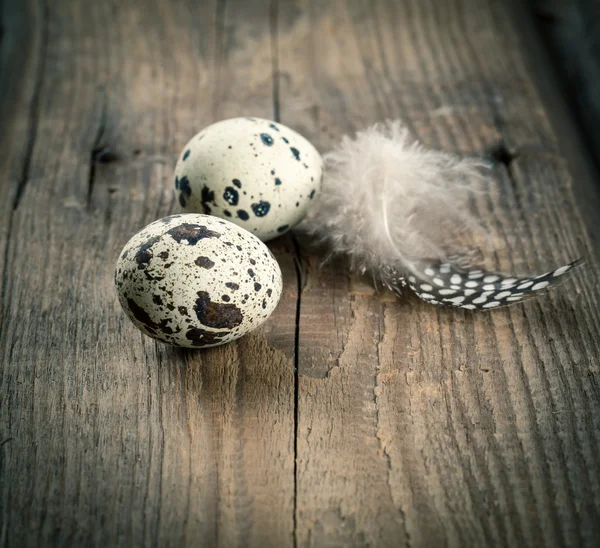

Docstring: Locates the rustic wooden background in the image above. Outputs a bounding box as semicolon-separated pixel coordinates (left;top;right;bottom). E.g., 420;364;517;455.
1;0;599;546
532;0;600;173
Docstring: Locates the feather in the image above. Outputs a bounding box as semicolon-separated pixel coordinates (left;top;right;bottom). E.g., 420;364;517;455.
308;121;581;310
383;258;583;309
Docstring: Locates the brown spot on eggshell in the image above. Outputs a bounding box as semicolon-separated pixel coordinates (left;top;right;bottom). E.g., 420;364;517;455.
134;235;160;269
195;256;215;269
185;327;228;347
167;223;220;244
127;298;178;335
194;291;244;329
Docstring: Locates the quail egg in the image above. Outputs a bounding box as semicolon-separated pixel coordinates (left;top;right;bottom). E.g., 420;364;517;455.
114;214;283;348
174;117;323;241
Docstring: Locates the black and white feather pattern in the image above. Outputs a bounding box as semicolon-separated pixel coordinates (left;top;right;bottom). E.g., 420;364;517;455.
380;259;582;310
308;121;581;310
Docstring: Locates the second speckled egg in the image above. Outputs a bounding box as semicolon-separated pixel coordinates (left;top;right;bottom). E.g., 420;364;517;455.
174;117;323;241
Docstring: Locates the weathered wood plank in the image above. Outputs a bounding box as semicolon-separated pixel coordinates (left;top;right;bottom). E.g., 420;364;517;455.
530;0;600;173
512;0;600;260
0;0;42;312
0;0;296;546
277;0;600;546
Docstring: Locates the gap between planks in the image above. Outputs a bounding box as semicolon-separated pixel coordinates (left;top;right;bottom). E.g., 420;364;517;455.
270;1;301;546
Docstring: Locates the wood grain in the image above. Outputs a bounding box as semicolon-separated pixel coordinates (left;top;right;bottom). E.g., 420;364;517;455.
0;0;599;547
277;0;600;546
0;0;295;546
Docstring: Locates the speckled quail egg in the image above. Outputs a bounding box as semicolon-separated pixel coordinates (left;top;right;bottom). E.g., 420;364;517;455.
114;214;283;348
173;117;323;241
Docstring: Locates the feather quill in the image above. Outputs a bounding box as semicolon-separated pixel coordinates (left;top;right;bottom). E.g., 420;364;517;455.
308;121;581;310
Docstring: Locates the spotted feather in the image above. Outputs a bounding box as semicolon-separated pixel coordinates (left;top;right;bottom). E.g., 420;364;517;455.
382;259;582;310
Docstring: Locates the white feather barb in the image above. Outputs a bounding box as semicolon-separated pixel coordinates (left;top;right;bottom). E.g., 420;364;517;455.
308;120;489;278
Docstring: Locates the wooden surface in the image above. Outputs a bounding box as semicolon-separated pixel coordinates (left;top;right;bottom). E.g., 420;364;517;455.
531;0;600;173
1;0;599;546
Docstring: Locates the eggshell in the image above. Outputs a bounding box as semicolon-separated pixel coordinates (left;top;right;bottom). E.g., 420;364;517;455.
114;214;283;348
174;117;322;241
